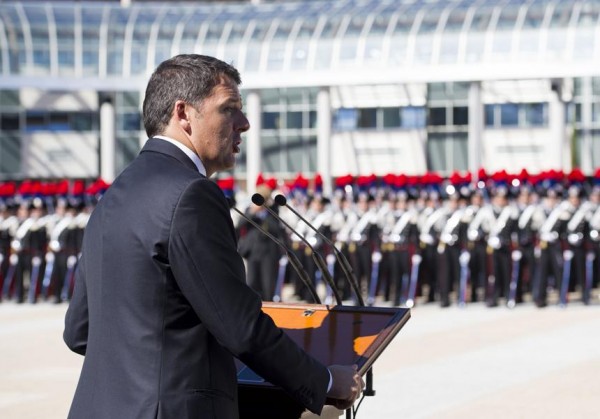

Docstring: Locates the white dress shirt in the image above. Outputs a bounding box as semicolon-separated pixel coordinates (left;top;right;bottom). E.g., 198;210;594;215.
154;135;207;176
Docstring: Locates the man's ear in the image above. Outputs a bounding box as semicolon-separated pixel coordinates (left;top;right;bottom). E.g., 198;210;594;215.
174;100;192;134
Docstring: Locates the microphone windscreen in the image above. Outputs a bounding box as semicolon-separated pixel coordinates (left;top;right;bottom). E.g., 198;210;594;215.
274;194;287;206
251;193;265;206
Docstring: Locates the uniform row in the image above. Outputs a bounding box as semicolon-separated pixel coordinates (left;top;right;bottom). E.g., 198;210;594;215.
233;184;600;309
0;199;90;304
2;182;599;309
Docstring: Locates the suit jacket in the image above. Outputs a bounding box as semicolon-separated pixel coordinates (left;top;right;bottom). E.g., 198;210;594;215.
64;138;329;419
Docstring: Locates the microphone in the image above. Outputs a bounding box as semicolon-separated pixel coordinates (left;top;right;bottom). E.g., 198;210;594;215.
273;194;365;306
227;198;321;304
251;193;343;306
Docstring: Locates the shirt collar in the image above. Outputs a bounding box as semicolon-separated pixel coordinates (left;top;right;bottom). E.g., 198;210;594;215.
154;136;206;176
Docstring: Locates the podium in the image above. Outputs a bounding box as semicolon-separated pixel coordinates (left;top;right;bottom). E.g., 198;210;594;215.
237;303;411;419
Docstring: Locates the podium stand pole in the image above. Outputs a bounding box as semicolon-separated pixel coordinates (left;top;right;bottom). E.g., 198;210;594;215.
364;368;375;397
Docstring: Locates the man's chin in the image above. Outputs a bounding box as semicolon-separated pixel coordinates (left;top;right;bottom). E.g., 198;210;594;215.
222;158;236;172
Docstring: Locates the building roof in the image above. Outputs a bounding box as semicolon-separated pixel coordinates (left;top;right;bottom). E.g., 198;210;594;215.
0;0;598;90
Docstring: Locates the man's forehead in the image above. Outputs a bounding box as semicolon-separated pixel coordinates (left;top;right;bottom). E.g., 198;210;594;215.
212;77;242;101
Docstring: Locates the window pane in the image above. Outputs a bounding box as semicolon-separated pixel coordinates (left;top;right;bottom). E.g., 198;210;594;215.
314;40;334;70
452;83;470;100
26;112;46;132
286;111;303;129
107;49;123;75
428;107;446;126
382;107;400;128
452;134;468;170
485;104;495;126
1;113;20;131
285;89;304;105
308;111;317;129
71;113;93;131
453;106;468;125
429;83;447;100
307;136;317;172
401;107;426;128
82;51;99;74
49;112;70;131
119;112;141;131
593;77;600;96
573;78;582;97
33;49;50;68
262;111;280;129
120;92;139;108
261;89;280;106
592;130;600;169
334;108;357;131
287;136;305;172
0;90;20;107
574;103;582;123
500;104;519;126
116;135;141;174
427;134;447;172
524;103;546;126
262;134;281;172
357;108;377;129
593;103;600;123
0;133;21;174
58;50;75;67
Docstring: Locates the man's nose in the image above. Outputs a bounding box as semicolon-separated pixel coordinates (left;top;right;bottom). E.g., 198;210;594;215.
236;112;250;133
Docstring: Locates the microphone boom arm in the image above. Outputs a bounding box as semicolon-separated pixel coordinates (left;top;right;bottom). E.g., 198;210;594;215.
230;205;322;304
275;195;365;306
252;194;343;306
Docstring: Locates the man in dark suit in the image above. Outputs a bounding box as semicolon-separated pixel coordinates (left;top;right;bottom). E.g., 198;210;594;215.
64;54;362;419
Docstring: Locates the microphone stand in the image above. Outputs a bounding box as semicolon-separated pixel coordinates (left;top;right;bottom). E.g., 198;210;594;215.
229;201;322;304
252;194;343;306
272;195;377;419
274;194;365;307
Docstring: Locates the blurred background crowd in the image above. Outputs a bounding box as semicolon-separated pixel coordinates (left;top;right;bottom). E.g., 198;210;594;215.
0;178;106;304
231;167;600;309
2;167;600;310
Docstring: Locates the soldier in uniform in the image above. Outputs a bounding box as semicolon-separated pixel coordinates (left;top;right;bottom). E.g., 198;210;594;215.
417;191;444;303
0;201;19;298
564;186;594;304
325;191;351;300
303;195;337;301
284;190;313;301
370;190;394;304
515;186;545;304
334;192;360;300
533;188;570;307
61;198;91;301
345;192;379;299
10;199;48;303
466;189;490;303
46;199;80;303
380;192;418;305
486;187;519;307
589;187;600;292
438;192;470;307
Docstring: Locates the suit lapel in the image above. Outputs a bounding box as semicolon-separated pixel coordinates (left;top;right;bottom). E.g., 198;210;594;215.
140;138;201;174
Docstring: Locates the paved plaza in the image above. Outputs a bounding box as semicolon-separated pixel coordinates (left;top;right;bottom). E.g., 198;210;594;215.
1;298;599;419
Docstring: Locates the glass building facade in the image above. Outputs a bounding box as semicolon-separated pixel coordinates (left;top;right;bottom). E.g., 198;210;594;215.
0;0;598;192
